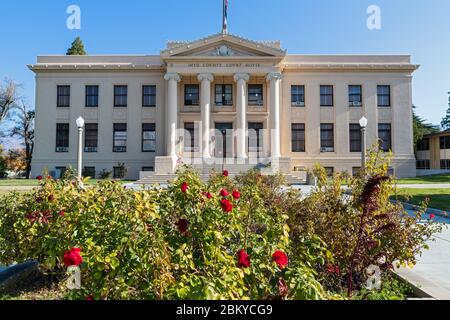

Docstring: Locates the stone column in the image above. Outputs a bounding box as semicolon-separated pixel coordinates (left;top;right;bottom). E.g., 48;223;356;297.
164;73;181;159
234;73;250;159
267;72;282;159
197;73;214;159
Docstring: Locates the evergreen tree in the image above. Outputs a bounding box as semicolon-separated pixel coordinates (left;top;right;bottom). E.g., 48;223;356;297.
441;92;450;131
66;37;87;55
413;105;439;149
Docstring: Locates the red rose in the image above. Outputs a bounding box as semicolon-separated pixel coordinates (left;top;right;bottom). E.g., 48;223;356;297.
221;199;233;213
220;189;229;197
47;175;52;180
181;182;189;193
430;214;436;220
37;176;43;181
206;192;212;199
63;248;83;267
237;250;251;268
223;170;229;177
232;190;241;200
85;295;94;300
59;211;65;217
278;278;289;298
176;219;189;234
272;250;289;269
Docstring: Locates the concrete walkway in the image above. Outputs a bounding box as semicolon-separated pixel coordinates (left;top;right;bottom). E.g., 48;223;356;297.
0;186;35;192
396;211;450;300
397;184;450;189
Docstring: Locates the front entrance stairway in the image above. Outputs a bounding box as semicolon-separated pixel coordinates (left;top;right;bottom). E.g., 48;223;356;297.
136;162;308;186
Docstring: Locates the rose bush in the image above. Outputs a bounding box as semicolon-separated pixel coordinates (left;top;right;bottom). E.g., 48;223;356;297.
0;167;326;300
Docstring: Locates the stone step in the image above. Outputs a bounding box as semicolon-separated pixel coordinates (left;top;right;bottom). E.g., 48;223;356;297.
137;173;307;186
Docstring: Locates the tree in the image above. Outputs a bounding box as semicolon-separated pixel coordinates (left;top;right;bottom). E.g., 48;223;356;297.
8;101;35;179
5;148;27;173
413;105;439;149
441;92;450;131
0;79;19;122
66;37;87;55
0;145;7;178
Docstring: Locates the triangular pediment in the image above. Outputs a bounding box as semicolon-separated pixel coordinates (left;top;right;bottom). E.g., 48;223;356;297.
161;33;286;58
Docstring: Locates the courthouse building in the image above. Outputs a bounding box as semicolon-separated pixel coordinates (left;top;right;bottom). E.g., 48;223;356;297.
29;32;418;181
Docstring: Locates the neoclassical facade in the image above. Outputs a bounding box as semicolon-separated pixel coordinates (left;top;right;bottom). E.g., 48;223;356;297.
29;33;418;180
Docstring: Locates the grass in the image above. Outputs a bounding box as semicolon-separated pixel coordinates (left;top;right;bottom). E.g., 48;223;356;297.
396;173;450;185
394;188;450;212
0;178;135;187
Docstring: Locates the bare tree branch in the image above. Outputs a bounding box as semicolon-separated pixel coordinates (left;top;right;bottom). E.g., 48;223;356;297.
0;79;21;122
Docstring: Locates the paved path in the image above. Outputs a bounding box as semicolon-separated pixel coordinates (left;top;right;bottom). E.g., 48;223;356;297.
397;184;450;189
396;211;450;299
0;186;35;192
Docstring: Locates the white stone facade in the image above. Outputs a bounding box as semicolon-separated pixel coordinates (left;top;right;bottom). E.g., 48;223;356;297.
29;33;418;180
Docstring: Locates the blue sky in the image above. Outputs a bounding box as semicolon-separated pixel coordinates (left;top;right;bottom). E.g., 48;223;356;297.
0;0;449;130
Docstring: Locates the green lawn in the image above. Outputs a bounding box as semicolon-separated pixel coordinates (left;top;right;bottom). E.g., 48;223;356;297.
0;179;134;187
394;188;450;212
396;173;450;185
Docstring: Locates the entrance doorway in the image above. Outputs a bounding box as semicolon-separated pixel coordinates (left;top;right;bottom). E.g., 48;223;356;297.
248;122;264;160
215;123;233;159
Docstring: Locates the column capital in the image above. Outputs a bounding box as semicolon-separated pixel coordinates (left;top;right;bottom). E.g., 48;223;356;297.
197;73;214;83
266;72;283;82
164;72;181;82
234;73;250;83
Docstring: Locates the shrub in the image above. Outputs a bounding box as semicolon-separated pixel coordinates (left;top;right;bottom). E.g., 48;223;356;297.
98;169;112;180
0;168;327;300
287;148;444;296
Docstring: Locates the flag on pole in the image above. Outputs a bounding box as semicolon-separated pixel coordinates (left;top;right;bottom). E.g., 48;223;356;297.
222;0;228;33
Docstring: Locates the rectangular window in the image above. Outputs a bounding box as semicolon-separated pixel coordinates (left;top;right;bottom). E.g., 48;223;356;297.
248;84;264;106
320;85;334;107
56;123;69;152
142;167;154;172
320;124;334;152
291;85;305;106
113;166;126;179
114;85;128;107
215;84;233;106
378;123;392;152
417;138;430;151
55;167;67;179
349;124;362;152
84;123;98;152
57;85;70;107
184;84;199;106
85;85;99;107
417;160;430;170
324;167;334;177
377;85;391;107
441;160;450;170
349;85;362;106
440;136;450;149
142;123;156;152
352;167;361;176
83;167;96;178
291;124;305;152
113;123;127;152
142;85;156;107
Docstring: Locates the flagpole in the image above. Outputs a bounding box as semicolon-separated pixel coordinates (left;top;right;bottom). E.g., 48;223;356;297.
222;0;228;34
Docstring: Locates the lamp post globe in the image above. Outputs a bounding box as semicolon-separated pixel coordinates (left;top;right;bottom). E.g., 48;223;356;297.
76;117;85;182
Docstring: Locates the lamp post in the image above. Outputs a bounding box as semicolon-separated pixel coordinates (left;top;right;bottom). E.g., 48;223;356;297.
359;116;368;172
76;117;85;182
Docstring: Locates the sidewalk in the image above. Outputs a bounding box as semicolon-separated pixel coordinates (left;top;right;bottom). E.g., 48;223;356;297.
397;210;450;300
397;184;450;189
